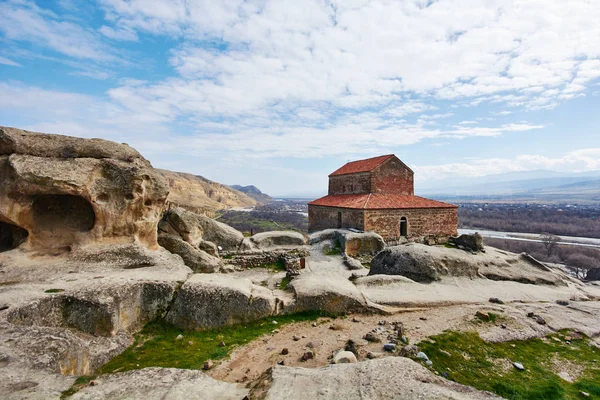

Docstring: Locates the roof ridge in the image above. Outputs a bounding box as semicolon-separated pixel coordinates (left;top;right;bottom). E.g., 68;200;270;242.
363;193;372;209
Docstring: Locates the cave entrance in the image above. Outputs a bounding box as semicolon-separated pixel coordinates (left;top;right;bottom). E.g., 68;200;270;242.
0;221;29;252
31;195;96;233
400;217;408;237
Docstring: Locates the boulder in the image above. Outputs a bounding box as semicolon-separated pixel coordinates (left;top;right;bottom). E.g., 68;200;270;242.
165;274;276;330
333;350;358;364
250;231;306;249
69;367;248;400
369;243;565;285
7;280;179;337
161;207;245;251
341;232;385;256
288;273;367;314
450;233;484;252
369;244;480;283
0;126;169;253
266;357;501;400
158;233;221;273
308;229;385;256
343;255;365;270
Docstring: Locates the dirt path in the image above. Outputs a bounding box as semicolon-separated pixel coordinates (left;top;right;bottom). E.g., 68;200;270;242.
209;300;600;384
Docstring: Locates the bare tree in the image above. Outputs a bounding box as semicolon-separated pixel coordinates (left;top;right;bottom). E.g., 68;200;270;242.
540;232;560;257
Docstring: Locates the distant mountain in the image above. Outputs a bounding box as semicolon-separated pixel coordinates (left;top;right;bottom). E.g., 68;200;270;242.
229;185;273;204
158;169;257;214
418;170;600;204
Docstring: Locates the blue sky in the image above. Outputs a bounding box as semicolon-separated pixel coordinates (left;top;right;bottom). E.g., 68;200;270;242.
1;0;600;197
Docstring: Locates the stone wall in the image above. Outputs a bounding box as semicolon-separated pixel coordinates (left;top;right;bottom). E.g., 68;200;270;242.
308;206;364;232
364;208;457;240
328;172;371;195
370;158;414;195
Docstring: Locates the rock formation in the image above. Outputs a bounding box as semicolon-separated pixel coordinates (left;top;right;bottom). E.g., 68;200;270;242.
450;232;485;252
0;126;169;253
308;229;385;256
369;243;565;285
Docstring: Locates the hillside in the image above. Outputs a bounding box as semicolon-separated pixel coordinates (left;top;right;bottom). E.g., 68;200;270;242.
229;184;273;204
158;169;257;215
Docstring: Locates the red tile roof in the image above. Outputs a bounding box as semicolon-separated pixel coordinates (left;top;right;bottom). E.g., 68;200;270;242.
329;155;395;176
308;194;457;209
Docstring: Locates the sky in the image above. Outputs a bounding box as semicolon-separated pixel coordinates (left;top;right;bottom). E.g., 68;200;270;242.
1;0;600;197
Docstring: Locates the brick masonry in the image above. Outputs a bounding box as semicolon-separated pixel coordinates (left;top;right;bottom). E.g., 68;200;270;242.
328;172;371;194
370;158;414;195
308;205;364;231
364;208;458;239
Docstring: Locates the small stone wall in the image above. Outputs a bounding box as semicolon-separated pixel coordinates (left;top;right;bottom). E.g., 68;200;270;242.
221;249;309;269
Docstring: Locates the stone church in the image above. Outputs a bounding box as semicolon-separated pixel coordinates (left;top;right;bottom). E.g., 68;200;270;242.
308;154;458;241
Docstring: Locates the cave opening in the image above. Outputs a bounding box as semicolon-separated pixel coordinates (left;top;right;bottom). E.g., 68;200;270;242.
31;194;96;233
0;221;29;252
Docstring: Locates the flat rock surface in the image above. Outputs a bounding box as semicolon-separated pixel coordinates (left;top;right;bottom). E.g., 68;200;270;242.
266;357;500;400
69;368;248;400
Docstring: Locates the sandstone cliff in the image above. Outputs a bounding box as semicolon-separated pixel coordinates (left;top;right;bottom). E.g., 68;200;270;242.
157;169;257;215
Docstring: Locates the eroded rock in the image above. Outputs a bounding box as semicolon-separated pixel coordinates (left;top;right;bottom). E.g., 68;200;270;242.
266;357;501;400
250;231;306;249
288;273;367;314
158;233;221;273
0;126;169;253
160;207;246;251
165;274;276;330
69;367;248;400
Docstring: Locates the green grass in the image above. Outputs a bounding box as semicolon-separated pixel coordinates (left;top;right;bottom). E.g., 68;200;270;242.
100;311;326;374
417;330;600;400
255;259;286;272
62;311;328;398
323;240;342;256
279;275;293;290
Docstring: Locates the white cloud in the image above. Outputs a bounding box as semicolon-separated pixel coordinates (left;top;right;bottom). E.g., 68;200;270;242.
0;0;117;62
415;148;600;182
99;25;138;41
96;0;600;114
0;56;21;67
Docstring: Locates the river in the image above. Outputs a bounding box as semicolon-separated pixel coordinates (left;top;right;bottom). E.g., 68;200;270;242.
458;229;600;249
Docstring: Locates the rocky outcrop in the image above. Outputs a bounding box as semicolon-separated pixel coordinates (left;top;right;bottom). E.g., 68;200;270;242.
250;231;306;249
450;233;484;252
160;207;246;251
7;280;179;337
69;368;249;400
288;272;367;314
158;234;221;273
165;274;277;330
308;229;385;256
0;126;169;253
369;244;565;285
266;357;500;400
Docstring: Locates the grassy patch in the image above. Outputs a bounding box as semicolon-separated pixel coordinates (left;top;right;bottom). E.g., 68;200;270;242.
63;311;327;398
279;275;293;290
99;311;325;375
418;330;600;400
323;240;342;256
254;259;286;272
44;288;65;293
